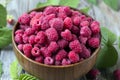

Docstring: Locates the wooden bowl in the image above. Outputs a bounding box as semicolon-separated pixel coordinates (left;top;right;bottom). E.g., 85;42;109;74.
12;6;101;80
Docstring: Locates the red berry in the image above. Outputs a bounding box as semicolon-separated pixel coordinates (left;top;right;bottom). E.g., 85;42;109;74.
22;34;29;43
90;21;100;34
57;39;68;49
114;69;120;80
35;56;44;63
71;25;80;35
64;17;73;30
17;44;23;51
62;58;71;65
23;44;32;58
31;47;41;57
88;37;100;48
79;36;88;44
44;57;54;65
48;41;59;53
80;21;89;27
73;16;80;26
15;34;23;44
24;28;35;36
29;35;35;45
44;6;57;15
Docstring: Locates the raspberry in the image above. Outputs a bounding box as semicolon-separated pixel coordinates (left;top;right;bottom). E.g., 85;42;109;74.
15;29;24;35
79;15;86;21
49;18;63;31
29;11;37;18
80;44;91;59
68;51;80;63
71;25;80;35
35;31;46;44
48;41;59;53
57;12;67;20
17;44;23;51
79;36;88;44
29;35;35;45
35;56;43;63
64;17;73;30
18;13;30;25
61;29;73;41
55;49;67;61
90;21;100;34
57;39;68;49
41;47;52;57
24;28;35;36
44;57;54;65
59;6;72;16
55;60;61;65
31;47;41;57
34;12;44;19
62;58;71;65
22;34;29;43
80;26;92;38
41;19;50;30
69;40;82;54
45;28;58;41
88;37;100;48
86;17;93;23
31;19;41;31
86;68;100;79
15;34;23;44
80;21;89;27
73;16;81;26
44;14;55;21
19;25;29;30
114;69;120;80
23;44;32;58
72;34;78;41
72;10;82;16
44;6;57;15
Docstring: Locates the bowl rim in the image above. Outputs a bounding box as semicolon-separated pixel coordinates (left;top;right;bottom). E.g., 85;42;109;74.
12;5;101;68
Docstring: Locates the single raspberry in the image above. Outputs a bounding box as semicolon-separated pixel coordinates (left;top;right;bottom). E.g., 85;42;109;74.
62;58;71;65
68;51;80;63
61;29;73;41
79;36;88;44
57;39;68;49
72;34;78;41
55;60;61;65
44;57;54;65
55;49;67;61
86;17;93;23
35;31;46;44
80;21;89;27
44;6;57;15
15;29;24;35
29;35;35;45
57;12;67;20
41;19;50;30
24;28;35;36
34;12;44;19
80;44;91;59
15;34;23;44
49;18;63;31
18;13;30;25
22;34;29;43
88;37;100;48
29;11;37;18
17;44;23;51
71;25;80;35
113;69;120;80
86;68;100;79
80;26;92;38
41;47;52;57
72;10;82;16
19;25;29;30
90;21;100;34
23;44;32;58
73;16;81;26
44;14;55;21
31;19;41;31
45;28;58;41
64;17;73;30
31;47;41;57
59;6;72;16
35;56;43;63
48;41;59;53
79;15;86;21
69;40;82;54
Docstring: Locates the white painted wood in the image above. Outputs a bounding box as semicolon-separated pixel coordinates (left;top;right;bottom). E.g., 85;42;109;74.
0;0;120;79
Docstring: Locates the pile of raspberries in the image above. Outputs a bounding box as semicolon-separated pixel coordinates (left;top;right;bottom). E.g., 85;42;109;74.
14;6;100;66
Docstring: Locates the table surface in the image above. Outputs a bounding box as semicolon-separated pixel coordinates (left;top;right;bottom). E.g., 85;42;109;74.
0;0;120;80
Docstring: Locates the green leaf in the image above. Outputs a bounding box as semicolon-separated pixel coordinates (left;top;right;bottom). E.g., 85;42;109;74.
96;44;118;69
87;0;97;5
0;4;7;27
10;60;22;80
103;0;119;11
37;0;60;8
59;0;79;8
0;27;12;49
19;74;39;80
0;61;3;77
101;27;117;45
80;7;90;14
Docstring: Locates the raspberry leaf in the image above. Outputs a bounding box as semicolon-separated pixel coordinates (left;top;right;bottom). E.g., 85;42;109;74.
59;0;80;8
19;74;39;80
0;61;3;77
103;0;119;11
0;27;12;48
0;4;7;27
101;27;117;45
80;7;90;14
10;60;22;80
96;44;118;69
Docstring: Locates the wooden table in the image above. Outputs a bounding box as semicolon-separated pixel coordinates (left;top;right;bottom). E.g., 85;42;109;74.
0;0;120;80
